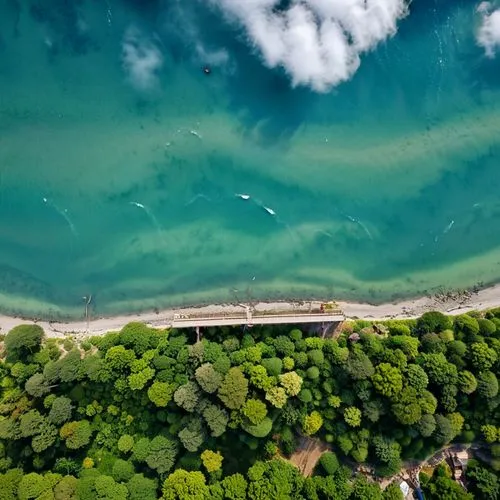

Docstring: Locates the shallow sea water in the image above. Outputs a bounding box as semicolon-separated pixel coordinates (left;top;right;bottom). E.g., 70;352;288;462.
1;0;500;319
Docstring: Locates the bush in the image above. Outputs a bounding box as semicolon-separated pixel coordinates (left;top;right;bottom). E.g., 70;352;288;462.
298;389;313;403
306;366;320;380
63;338;74;351
318;452;339;475
308;349;325;366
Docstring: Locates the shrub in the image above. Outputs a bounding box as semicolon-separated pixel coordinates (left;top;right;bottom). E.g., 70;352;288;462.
306;366;320;380
318;452;339;475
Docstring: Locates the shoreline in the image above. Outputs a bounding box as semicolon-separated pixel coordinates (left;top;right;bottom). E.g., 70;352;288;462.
1;282;500;338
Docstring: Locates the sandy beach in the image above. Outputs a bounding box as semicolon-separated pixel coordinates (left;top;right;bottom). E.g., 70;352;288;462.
1;282;499;338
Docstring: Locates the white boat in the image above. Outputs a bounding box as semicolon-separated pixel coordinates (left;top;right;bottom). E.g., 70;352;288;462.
263;206;276;216
236;193;250;200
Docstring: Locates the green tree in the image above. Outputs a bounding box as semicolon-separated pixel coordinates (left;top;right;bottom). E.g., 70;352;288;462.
466;461;500;500
128;367;155;391
119;322;156;355
242;399;267;425
195;364;223;394
388;336;419;359
60;420;92;450
148;381;176;407
470;343;497;372
32;421;58;453
302;411;323;435
248;365;273;391
406;364;429;392
392;387;422;425
421;333;446;354
178;419;205;452
278;371;303;396
105;345;136;371
221;473;247;500
200;450;223;473
25;373;50;398
242;417;273;438
146;435;178;474
111;459;135;482
351;476;382;500
162;470;209;500
417;414;436;437
127;474;158;500
417;311;452;334
54;475;78;500
383;483;404;500
344;407;362;427
306;366;320;380
217;368;248;410
477;371;499;399
455;314;480;339
94;475;128;500
118;435;134;454
19;410;44;437
5;325;44;362
17;472;53;500
458;370;478;394
261;358;283;377
481;425;498;443
372;436;403;477
424;474;473;500
265;387;288;409
346;349;375;380
433;415;455;445
448;412;465;438
318;452;339;475
371;363;403;398
132;438;151;462
174;382;201;412
419;353;458;386
48;397;73;425
247;459;304;500
202;404;228;437
274;336;295;357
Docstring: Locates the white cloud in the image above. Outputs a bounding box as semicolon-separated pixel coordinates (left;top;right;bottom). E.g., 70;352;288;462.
207;0;408;92
477;2;500;57
196;43;230;67
122;27;163;91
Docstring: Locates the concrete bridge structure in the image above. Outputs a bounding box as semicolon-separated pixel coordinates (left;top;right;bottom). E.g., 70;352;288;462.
168;301;344;329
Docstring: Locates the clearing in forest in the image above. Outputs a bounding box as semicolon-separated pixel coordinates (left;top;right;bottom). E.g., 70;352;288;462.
288;436;329;477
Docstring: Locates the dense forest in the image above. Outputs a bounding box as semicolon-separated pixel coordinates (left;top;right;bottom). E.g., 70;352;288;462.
0;309;499;499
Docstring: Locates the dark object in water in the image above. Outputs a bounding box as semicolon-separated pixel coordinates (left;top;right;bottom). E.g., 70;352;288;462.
203;66;211;75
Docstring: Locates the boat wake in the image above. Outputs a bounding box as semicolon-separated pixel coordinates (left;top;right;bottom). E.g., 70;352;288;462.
43;197;78;237
129;201;164;239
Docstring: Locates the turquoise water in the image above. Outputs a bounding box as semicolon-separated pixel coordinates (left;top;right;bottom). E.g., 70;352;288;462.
2;0;500;319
